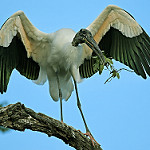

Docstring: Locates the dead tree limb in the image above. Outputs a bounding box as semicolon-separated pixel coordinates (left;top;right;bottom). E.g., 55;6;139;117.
0;102;103;150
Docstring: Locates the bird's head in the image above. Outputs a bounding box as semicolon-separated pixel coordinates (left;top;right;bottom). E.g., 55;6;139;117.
72;29;93;46
72;29;105;65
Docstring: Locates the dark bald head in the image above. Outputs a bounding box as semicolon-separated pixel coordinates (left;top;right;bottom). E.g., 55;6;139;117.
72;29;105;65
72;29;93;46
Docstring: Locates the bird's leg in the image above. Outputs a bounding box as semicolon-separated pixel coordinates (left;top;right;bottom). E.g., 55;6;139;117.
59;90;63;123
73;79;89;132
73;79;99;146
56;74;63;122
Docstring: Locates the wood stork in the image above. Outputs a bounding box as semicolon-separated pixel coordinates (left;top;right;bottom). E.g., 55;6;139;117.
0;5;150;144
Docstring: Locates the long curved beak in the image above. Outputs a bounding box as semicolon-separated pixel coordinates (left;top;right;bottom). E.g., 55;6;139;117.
84;36;105;65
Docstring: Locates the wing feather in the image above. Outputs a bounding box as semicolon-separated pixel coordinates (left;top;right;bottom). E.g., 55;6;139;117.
0;11;49;58
87;5;142;44
127;39;142;75
119;33;125;64
0;37;40;93
80;5;150;79
79;55;99;78
115;31;121;61
0;10;50;93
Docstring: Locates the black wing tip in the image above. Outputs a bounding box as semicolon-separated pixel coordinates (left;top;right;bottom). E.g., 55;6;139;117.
141;74;147;79
99;27;150;80
0;91;3;94
0;89;6;94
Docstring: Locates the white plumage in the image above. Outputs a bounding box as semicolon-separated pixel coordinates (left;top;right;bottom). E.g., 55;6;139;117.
45;29;84;101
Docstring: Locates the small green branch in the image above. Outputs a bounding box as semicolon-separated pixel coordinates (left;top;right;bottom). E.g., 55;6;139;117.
104;68;133;84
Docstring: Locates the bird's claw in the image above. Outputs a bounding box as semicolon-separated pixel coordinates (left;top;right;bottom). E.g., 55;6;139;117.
84;131;100;147
77;130;100;147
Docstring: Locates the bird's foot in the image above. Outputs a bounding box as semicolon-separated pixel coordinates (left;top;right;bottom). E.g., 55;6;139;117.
84;131;100;147
77;130;99;147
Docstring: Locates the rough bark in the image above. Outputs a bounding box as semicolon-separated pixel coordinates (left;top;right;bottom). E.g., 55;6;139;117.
0;102;103;150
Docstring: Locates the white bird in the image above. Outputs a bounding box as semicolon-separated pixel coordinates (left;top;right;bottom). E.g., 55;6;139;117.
0;5;150;144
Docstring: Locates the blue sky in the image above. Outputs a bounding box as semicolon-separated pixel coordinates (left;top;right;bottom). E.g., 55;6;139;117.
0;0;150;150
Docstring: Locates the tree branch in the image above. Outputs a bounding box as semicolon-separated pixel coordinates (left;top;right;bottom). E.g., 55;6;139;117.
0;102;103;150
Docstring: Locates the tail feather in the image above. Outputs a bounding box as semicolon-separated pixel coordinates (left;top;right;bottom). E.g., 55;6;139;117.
47;68;74;101
33;67;47;85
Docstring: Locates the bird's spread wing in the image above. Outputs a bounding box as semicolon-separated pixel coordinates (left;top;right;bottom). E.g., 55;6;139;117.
80;5;150;79
0;11;49;93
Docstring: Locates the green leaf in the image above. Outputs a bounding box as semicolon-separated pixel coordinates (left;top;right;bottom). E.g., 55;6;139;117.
110;64;113;70
105;57;113;64
112;70;117;77
116;73;120;79
99;64;104;75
